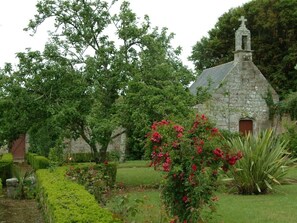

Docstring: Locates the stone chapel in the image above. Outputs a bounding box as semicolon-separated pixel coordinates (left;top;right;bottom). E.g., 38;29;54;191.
189;16;279;135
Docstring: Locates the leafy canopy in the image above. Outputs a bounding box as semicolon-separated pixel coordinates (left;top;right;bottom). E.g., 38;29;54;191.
0;0;195;161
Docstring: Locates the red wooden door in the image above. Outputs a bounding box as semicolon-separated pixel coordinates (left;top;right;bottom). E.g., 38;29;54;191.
11;134;26;160
239;120;253;135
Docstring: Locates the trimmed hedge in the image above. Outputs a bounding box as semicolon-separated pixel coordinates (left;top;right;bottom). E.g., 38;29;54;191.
0;153;13;186
27;153;49;170
36;168;120;223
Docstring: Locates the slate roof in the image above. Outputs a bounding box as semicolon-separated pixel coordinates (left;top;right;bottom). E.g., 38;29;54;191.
189;61;235;95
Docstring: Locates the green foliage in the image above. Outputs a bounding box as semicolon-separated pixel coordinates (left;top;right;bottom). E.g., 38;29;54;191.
281;123;297;158
36;168;119;223
146;115;242;222
0;0;194;162
0;178;2;193
28;122;61;157
65;163;117;204
227;130;296;194
264;88;278;120
12;167;36;199
279;92;297;120
48;145;65;166
108;194;144;221
190;0;297;97
27;153;49;170
26;152;37;165
219;129;242;142
0;153;13;185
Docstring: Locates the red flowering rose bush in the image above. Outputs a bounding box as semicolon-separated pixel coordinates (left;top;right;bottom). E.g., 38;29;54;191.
146;114;242;222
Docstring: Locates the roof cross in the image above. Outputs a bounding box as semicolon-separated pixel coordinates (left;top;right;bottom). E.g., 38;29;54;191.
239;16;247;27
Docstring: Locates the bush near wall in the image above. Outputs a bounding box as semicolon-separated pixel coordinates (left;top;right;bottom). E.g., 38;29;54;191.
0;153;13;186
26;153;49;170
36;168;120;223
69;153;94;163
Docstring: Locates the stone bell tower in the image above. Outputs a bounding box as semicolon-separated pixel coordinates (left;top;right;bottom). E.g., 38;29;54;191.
234;16;253;62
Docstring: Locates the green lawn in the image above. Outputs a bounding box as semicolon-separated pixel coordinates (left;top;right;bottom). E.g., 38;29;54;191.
215;185;297;223
116;166;164;188
109;163;297;223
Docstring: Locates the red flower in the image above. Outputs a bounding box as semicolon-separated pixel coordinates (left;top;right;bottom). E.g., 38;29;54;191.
237;151;243;159
213;148;224;158
173;125;184;133
172;141;179;148
177;133;183;138
182;195;188;203
228;156;238;165
161;119;170;125
191;164;197;172
162;162;170;172
211;128;219;135
196;146;203;154
151;132;162;143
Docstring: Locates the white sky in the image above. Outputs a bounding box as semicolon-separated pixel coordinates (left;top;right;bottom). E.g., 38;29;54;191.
0;0;251;69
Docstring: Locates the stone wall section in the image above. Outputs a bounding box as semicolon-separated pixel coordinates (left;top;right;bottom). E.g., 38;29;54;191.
67;127;126;160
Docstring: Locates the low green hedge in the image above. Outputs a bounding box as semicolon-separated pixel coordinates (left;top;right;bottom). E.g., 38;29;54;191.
26;153;49;170
36;168;120;223
0;153;13;186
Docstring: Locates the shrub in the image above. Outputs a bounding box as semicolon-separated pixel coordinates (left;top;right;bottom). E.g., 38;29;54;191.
281;123;297;158
227;129;296;194
26;152;37;165
36;168;120;223
26;153;49;170
48;146;65;166
146;114;242;222
68;153;94;163
65;163;117;204
0;153;13;185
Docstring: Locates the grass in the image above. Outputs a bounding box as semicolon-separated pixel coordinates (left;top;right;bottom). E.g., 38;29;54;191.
108;162;297;223
116;166;164;188
117;160;151;168
215;185;297;223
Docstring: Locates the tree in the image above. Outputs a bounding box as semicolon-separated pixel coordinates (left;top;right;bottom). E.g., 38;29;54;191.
190;0;297;98
0;0;194;161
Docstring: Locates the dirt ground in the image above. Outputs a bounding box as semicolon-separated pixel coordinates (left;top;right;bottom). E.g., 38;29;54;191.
0;196;44;223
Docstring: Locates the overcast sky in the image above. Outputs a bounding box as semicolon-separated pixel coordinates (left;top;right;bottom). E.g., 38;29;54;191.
0;0;251;69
